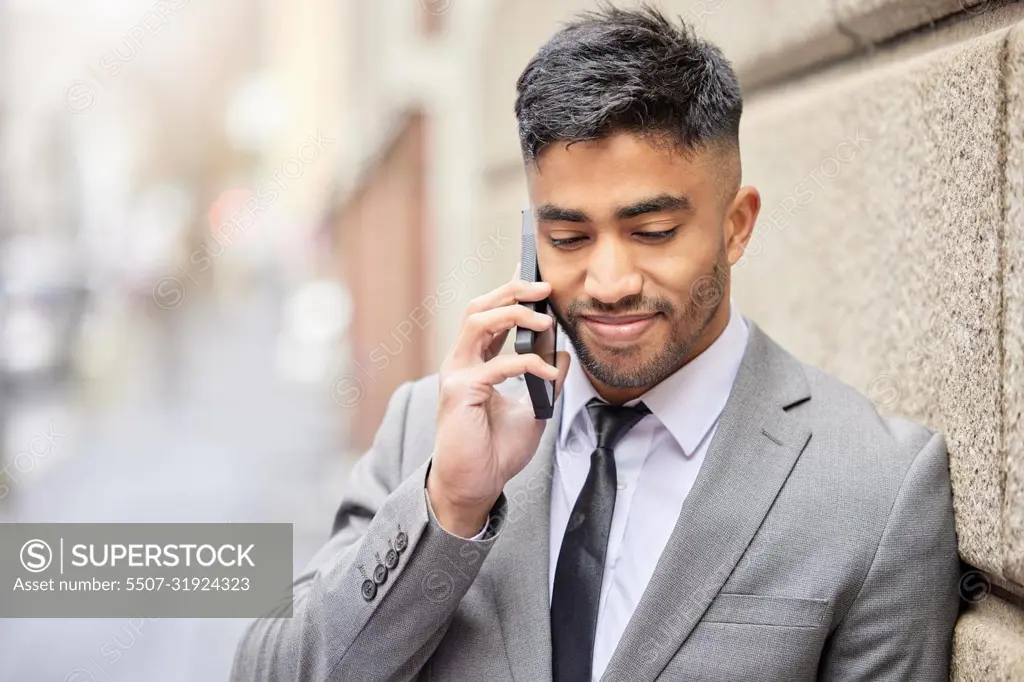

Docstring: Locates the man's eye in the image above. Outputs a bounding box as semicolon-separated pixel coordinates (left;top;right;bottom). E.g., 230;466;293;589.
635;227;678;241
549;236;587;248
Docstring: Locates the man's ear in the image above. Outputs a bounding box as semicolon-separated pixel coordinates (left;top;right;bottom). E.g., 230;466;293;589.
725;186;761;266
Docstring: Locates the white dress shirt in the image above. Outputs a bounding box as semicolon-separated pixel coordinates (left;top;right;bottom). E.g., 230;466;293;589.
549;299;749;681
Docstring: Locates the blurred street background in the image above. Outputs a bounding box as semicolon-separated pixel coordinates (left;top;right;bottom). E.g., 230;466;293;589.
0;0;364;678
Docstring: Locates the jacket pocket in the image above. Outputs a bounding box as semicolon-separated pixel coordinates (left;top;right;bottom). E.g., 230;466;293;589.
701;593;828;628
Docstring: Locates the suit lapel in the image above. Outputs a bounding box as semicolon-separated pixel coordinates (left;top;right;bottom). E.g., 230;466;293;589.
489;381;561;682
601;319;813;681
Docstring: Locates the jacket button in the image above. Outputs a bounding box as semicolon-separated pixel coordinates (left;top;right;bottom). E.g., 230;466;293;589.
395;531;408;553
361;579;377;601
373;563;388;585
384;548;399;570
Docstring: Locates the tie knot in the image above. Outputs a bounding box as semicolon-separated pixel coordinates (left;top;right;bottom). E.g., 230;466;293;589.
586;398;650;450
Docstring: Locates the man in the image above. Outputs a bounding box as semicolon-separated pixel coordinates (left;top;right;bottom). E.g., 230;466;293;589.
232;4;960;680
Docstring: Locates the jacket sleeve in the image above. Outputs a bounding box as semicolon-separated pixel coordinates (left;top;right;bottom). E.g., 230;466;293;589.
817;430;961;680
231;380;508;682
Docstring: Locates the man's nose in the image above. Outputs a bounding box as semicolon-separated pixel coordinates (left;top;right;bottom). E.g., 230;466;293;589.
583;239;643;304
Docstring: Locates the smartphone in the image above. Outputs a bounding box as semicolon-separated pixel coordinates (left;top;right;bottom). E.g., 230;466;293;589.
514;208;558;419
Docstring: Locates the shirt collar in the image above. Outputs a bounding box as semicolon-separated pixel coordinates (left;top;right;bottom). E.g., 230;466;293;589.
558;298;750;458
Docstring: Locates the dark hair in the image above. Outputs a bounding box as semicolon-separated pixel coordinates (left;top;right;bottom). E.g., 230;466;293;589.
515;2;742;165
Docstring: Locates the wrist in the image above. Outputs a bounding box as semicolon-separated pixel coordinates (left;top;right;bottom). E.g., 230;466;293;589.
426;474;495;539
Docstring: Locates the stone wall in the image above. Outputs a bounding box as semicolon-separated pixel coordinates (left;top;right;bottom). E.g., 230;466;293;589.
715;1;1024;677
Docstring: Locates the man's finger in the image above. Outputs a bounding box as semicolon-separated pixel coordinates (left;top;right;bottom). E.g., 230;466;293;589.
484;328;512;360
472;352;560;386
464;279;550;319
515;350;568;409
453;304;552;362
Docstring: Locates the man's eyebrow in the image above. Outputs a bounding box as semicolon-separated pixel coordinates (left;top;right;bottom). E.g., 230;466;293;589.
535;193;693;224
615;193;692;219
535;204;589;223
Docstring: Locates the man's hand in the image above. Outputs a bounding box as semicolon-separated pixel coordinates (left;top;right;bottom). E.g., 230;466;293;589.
426;267;570;537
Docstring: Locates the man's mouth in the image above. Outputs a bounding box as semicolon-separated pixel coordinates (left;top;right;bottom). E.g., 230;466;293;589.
579;312;659;343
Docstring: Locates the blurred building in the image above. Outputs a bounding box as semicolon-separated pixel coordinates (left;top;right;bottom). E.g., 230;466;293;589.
325;0;1024;677
0;2;354;678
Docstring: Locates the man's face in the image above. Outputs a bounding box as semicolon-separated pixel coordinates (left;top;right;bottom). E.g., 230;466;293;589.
526;131;749;390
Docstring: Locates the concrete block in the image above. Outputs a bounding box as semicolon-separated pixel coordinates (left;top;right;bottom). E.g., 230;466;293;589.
691;0;856;87
733;28;1011;579
1004;22;1024;586
836;0;988;44
951;595;1024;681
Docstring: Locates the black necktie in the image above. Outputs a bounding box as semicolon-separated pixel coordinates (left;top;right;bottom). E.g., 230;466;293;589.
551;398;651;682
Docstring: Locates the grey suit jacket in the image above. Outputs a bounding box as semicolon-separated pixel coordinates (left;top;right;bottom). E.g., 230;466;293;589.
232;317;961;681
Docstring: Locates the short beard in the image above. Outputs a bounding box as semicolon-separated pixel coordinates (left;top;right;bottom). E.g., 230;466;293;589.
552;250;728;389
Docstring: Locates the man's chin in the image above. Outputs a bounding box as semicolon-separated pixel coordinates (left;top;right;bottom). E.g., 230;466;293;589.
578;344;654;379
572;328;690;389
